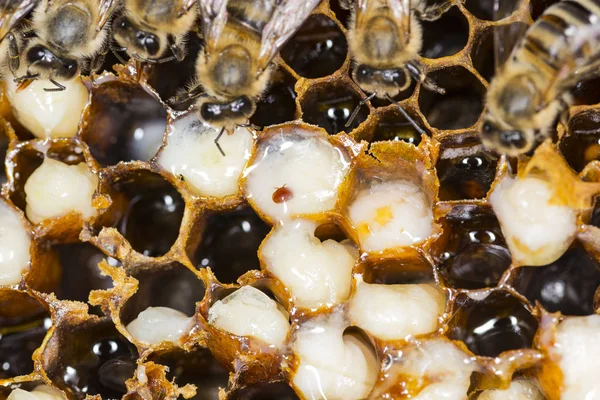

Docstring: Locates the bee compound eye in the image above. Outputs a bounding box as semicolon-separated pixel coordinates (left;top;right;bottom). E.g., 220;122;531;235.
142;34;160;56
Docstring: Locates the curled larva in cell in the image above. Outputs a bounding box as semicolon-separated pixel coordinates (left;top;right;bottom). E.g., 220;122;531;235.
490;175;577;266
7;385;65;400
24;157;98;224
477;379;545;400
292;311;378;400
158;113;254;198
349;276;446;340
0;201;31;286
490;141;600;266
546;315;600;399
259;219;357;309
126;306;195;345
4;69;88;139
371;338;476;399
348;180;434;252
208;286;290;347
243;126;351;223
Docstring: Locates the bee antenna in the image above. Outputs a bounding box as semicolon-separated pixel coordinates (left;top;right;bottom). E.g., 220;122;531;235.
167;86;205;105
215;127;226;157
384;94;426;136
345;92;377;128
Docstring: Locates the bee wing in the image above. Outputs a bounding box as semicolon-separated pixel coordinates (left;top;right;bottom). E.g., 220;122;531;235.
180;0;199;14
199;0;228;54
0;0;37;41
388;0;411;42
354;0;411;44
547;24;600;95
257;0;321;71
492;0;528;72
96;0;119;30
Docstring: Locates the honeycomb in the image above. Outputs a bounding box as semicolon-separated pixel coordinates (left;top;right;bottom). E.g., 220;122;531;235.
2;0;600;399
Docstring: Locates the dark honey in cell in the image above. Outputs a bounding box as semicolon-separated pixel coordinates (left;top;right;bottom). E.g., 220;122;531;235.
437;211;510;289
438;152;498;200
55;243;117;304
373;120;422;145
560;130;600;172
150;350;229;400
280;15;348;79
118;189;185;257
448;292;538;357
251;70;297;127
516;247;600;316
0;317;50;379
195;207;271;283
61;335;137;399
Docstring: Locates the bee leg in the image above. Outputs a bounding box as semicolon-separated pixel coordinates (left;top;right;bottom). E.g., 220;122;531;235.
215;127;226;157
415;0;461;21
168;85;205;105
237;122;262;131
406;61;445;94
167;34;185;62
44;79;66;92
89;55;106;79
345;92;377;128
7;33;20;77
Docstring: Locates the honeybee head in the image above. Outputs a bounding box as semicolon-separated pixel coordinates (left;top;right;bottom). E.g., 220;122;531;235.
480;117;534;157
25;44;79;80
113;15;164;60
353;64;410;97
198;96;256;128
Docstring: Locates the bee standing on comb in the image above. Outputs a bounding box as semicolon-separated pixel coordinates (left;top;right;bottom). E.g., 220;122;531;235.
111;0;199;64
9;0;119;91
481;0;600;156
173;0;321;156
342;0;453;131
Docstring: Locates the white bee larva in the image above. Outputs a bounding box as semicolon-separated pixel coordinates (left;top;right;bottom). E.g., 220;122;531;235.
243;129;350;222
489;175;577;266
292;312;378;400
126;306;194;345
259;219;357;309
550;315;600;399
158;114;254;198
0;202;31;286
348;181;434;252
7;385;65;400
374;339;476;400
477;379;545;400
349;277;445;340
4;72;88;139
208;286;290;347
24;158;98;224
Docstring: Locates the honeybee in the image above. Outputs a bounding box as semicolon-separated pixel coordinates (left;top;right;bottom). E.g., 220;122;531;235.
342;0;452;129
0;0;37;69
481;0;600;156
9;0;118;91
176;0;320;155
111;0;198;63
